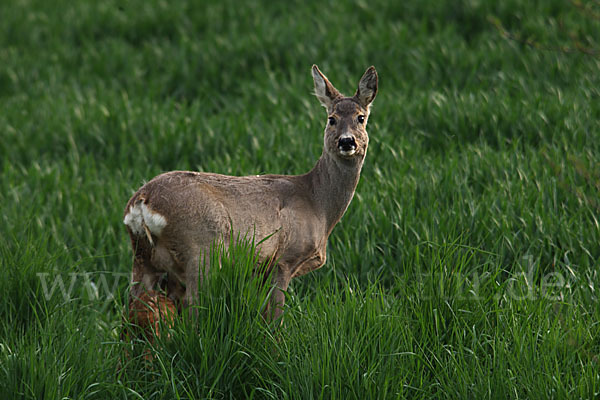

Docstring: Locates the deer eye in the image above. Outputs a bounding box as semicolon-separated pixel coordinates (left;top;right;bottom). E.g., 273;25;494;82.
357;115;365;124
328;117;337;126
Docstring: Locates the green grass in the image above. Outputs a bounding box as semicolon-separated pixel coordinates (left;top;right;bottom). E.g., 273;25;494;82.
1;0;599;398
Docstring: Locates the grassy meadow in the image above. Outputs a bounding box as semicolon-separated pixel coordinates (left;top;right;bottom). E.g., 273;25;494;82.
1;0;600;398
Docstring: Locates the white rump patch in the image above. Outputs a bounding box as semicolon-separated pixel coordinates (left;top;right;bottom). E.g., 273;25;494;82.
124;201;167;238
123;204;143;235
140;203;167;235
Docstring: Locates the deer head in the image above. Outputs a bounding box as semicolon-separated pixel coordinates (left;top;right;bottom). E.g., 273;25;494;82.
312;65;378;164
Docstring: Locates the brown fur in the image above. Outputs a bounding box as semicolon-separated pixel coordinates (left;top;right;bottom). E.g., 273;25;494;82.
127;291;177;339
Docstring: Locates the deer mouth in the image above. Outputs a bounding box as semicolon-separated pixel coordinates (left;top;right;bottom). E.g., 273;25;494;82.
338;136;357;156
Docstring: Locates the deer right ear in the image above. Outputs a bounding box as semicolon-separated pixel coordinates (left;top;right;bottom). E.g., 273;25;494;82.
312;65;342;110
355;66;378;109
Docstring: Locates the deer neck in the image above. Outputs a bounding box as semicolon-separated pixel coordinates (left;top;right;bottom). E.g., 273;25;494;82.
307;151;365;235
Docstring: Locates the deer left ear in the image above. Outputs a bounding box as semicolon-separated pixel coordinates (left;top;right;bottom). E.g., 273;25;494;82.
355;66;378;109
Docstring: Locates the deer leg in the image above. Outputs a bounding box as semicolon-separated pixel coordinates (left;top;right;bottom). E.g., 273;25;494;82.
268;287;286;323
128;235;162;304
165;275;186;311
124;235;169;343
264;267;290;323
182;251;205;320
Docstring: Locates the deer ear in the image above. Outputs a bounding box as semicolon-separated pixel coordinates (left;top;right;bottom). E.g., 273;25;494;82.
355;66;378;108
312;65;342;110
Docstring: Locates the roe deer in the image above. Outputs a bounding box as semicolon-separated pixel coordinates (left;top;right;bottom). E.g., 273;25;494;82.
123;65;378;324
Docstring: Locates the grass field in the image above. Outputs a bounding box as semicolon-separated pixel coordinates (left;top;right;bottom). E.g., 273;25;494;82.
1;0;600;398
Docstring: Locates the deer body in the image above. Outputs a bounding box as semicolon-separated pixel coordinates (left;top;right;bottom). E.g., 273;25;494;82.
124;65;378;320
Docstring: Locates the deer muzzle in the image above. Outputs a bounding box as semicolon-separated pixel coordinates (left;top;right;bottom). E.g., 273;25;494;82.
338;136;357;156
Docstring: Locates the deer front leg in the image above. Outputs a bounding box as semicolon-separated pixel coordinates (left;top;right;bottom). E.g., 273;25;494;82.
268;286;287;323
263;266;290;323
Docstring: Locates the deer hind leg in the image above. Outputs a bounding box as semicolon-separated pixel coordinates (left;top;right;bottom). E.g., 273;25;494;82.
181;251;204;320
128;232;160;298
125;233;177;342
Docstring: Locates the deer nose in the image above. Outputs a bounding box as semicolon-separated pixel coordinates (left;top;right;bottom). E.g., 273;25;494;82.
338;136;357;152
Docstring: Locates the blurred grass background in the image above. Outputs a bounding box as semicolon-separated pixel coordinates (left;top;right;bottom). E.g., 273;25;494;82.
1;0;599;398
